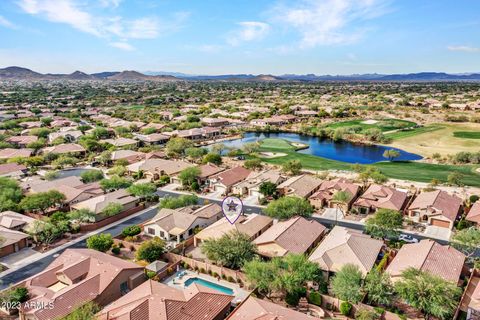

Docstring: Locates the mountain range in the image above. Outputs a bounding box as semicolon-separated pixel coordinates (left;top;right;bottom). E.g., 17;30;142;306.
2;66;480;82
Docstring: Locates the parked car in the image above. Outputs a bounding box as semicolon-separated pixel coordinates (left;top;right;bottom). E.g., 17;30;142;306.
398;234;419;243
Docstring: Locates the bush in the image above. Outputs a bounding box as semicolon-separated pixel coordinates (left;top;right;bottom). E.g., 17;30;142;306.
146;270;157;279
227;276;235;283
86;233;113;252
285;287;307;306
308;291;322;306
111;246;121;255
340;301;352;316
122;225;141;237
470;195;480;204
136;237;165;262
200;267;206;274
376;253;389;272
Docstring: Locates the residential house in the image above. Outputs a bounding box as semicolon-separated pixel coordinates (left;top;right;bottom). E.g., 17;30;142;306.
194;213;273;246
28;176;104;208
6;135;38;147
386;239;466;284
232;169;285;198
309;178;360;211
208;166;252;195
101;137;138;149
70;189;139;215
466;202;480;226
0;162;28;179
0;211;35;231
110;150;146;164
142;122;165;131
352;184;408;215
97;280;233;320
201;117;230;127
134;133;170;146
143;203;223;244
48;130;83;143
277;174;323;199
41;143;86;155
17;249;145;320
197;163;225;186
0;226;30;258
228;296;314;320
407;190;463;229
253;216;326;258
309;226;383;276
0;148;33;159
126;158;194;182
458;270;480;320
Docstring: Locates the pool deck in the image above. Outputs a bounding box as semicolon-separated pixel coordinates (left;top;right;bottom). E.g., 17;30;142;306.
163;269;250;304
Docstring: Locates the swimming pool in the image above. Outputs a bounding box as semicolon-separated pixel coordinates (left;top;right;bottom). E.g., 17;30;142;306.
184;277;234;295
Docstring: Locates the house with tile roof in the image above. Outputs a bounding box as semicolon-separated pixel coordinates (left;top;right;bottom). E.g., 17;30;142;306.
133;133;170;146
407;190;463;229
227;296;315;320
308;226;383;276
352;184;408;215
253;216;326;258
0;211;35;231
41;143;86;155
208;166;252;195
6;135;38;147
47;130;83;143
194;213;273;246
197;163;225;186
0;162;28;179
309;178;361;212
70;189;139;215
458;269;480;320
101;137;138;148
0;226;30;258
126;158;194;182
0;148;33;159
17;249;145;320
232;169;286;198
143;203;223;244
97;279;233;320
277;174;323;199
466;202;480;226
109;149;146;164
386;239;466;284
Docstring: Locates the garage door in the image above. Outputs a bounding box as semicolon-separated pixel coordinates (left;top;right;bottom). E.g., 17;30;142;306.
431;219;450;228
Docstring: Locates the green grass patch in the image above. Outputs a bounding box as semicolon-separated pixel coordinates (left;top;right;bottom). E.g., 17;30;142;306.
257;139;480;187
260;138;295;150
453;131;480;139
326;119;416;133
386;125;444;140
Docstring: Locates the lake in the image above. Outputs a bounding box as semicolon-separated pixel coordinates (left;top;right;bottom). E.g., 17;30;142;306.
219;132;423;164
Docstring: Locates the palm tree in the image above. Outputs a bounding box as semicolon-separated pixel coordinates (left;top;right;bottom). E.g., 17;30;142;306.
332;190;352;225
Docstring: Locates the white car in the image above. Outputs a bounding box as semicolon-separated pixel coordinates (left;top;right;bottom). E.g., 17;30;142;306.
398;234;419;243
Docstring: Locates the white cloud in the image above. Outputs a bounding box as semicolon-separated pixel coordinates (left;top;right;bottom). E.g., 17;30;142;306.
274;0;390;48
109;41;135;51
17;0;188;50
227;21;270;46
0;15;16;29
448;45;480;53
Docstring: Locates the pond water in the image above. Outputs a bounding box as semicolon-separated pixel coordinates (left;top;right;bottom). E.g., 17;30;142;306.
220;132;423;164
55;167;103;179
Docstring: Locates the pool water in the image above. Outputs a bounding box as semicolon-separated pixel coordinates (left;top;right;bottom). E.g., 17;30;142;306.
184;277;234;295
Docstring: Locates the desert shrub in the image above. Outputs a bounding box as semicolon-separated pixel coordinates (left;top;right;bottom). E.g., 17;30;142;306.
340;301;352;316
308;291;322;306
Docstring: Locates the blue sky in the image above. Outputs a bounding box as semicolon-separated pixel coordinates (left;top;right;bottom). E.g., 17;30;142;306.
0;0;479;75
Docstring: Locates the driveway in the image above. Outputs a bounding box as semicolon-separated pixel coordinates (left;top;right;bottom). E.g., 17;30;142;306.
161;183;183;192
322;208;345;220
424;225;452;241
0;248;39;269
243;194;259;206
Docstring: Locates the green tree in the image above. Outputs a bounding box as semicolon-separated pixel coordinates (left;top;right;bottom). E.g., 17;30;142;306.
365;209;403;240
202;231;257;269
67;209;96;224
242;142;260;155
20;190;66;214
185;147;207;161
86;233;114;252
178;167;201;190
264;196;313;219
202;152;222;165
136;237;165;262
108;165;126;176
364;268;394;306
166;137;194;157
44;170;59;181
80;169;104;183
282;160;302;175
447;171;463;186
101;202;123;217
0;177;23;211
382;149;401;161
122;225;141;237
395;268;461;320
355;308;380;320
332;190;351;223
52;156;79;169
127;182;157;201
331;264;363;304
244;158;263;170
100;175;132;191
451;227;480;261
159;194;198;209
259;181;277;198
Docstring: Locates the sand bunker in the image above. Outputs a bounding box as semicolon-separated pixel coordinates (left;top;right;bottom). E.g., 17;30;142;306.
260;152;287;158
477;168;480;174
362;119;379;125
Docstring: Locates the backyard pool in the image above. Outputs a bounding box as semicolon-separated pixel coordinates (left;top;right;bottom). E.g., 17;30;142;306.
184;277;234;295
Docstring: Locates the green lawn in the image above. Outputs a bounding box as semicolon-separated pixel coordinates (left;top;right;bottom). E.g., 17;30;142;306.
453;131;480;139
260;138;295;150
385;125;444;140
326;119;417;132
257;138;480;187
